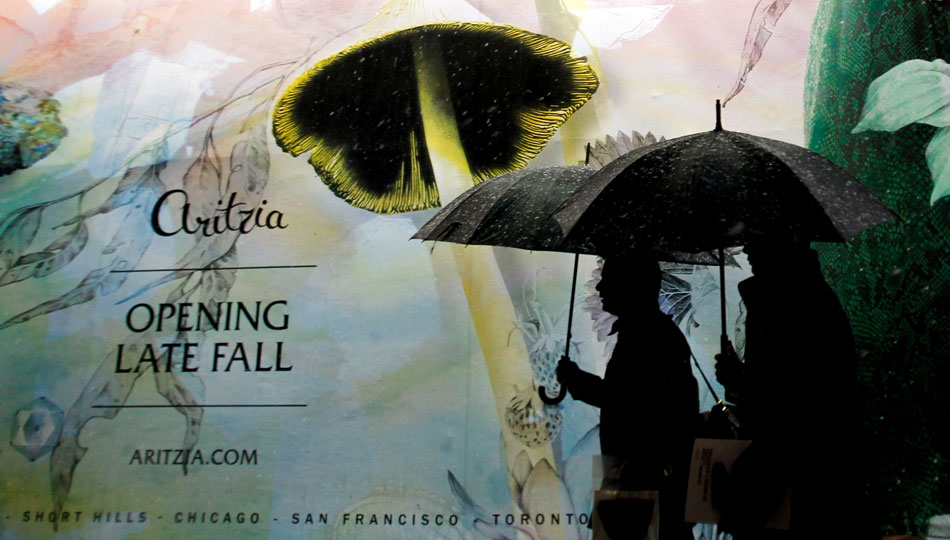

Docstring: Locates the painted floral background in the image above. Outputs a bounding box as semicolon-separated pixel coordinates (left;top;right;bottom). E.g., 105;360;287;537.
0;0;947;538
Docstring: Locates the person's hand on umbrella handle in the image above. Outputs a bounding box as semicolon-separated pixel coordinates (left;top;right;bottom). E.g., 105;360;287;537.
539;355;575;405
556;355;581;383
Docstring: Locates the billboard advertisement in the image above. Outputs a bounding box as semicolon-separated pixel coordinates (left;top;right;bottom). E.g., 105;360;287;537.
1;0;947;538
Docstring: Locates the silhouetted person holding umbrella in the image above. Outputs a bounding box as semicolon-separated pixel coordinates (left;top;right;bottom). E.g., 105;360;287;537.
557;255;698;540
714;242;871;539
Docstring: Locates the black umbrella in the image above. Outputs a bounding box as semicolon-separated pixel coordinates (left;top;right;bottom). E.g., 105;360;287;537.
413;163;595;406
413;165;595;250
553;101;898;355
413;156;737;266
413;144;736;404
413;161;596;402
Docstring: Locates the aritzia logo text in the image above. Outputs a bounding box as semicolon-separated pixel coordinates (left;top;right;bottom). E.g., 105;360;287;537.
151;190;287;237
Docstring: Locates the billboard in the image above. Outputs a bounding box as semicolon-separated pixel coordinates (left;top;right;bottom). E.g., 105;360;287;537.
1;0;947;538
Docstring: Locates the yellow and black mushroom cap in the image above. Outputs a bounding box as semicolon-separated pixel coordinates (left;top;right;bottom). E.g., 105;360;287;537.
273;22;599;214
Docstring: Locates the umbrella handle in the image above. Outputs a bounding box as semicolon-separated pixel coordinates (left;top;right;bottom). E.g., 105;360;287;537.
539;252;581;406
538;384;567;405
541;149;588;409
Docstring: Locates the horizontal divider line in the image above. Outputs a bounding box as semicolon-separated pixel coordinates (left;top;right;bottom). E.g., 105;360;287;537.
92;404;307;408
110;265;317;273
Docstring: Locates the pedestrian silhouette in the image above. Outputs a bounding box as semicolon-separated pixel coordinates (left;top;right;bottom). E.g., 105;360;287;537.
713;242;872;539
557;255;698;540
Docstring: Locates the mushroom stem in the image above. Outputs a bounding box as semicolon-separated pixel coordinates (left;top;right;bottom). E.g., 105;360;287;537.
411;36;471;200
411;35;557;489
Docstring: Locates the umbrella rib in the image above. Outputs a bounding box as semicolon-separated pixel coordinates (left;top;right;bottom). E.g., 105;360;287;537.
417;176;515;243
731;133;880;241
464;173;530;246
726;133;845;243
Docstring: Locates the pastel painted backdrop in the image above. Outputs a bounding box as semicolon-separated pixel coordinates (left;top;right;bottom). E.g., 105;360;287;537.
0;1;947;538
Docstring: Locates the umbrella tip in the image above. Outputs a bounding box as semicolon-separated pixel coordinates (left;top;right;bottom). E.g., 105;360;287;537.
715;100;723;131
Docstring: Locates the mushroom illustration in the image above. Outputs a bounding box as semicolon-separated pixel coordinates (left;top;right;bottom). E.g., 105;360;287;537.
272;0;598;497
272;1;598;213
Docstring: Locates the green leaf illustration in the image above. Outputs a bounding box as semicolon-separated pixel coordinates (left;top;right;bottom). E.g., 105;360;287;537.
853;59;950;205
61;164;162;226
926;127;950;205
0;266;110;331
51;340;150;527
154;369;203;475
853;59;950;133
0;206;43;270
0;222;88;286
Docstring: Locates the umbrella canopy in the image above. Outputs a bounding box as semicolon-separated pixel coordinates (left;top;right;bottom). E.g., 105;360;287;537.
413;162;733;265
412;164;593;406
553;120;897;256
412;165;594;249
550;102;897;370
412;150;737;405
